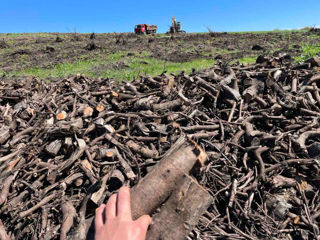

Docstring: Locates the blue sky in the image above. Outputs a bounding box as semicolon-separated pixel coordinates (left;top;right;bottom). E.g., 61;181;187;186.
0;0;319;33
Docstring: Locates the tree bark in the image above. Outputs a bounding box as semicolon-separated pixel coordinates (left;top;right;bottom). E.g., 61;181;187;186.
130;136;206;219
147;175;212;240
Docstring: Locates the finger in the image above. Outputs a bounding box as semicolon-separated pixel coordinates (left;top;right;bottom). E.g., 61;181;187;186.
117;186;131;219
135;215;152;233
106;194;117;220
94;204;106;228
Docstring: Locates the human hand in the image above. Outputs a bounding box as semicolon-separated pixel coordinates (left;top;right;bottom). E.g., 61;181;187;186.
94;186;152;240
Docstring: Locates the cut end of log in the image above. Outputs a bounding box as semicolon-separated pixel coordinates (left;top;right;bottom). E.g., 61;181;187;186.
112;91;119;97
96;104;104;112
106;151;114;158
56;111;67;120
83;106;94;117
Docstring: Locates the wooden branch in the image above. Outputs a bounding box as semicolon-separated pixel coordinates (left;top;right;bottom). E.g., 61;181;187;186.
58;138;86;172
114;147;136;180
0;144;25;163
60;200;77;240
292;129;320;152
254;146;269;181
153;99;182;111
0;126;10;145
0;172;18;206
19;192;57;218
126;140;159;158
181;124;219;133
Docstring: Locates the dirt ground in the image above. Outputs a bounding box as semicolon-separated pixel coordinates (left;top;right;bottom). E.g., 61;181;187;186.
0;31;318;74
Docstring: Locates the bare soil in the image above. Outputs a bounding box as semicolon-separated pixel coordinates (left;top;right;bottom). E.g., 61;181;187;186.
0;31;317;74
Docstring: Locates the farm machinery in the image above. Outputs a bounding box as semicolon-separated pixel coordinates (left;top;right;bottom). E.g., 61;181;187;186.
134;17;186;34
169;16;186;33
134;24;157;34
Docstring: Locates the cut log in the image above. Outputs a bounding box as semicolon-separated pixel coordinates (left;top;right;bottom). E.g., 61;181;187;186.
130;136;206;219
79;136;206;239
147;175;213;240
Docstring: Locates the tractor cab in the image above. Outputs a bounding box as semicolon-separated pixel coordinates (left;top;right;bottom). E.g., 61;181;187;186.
135;24;145;34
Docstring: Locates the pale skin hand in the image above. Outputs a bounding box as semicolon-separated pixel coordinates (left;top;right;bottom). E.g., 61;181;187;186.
95;186;152;240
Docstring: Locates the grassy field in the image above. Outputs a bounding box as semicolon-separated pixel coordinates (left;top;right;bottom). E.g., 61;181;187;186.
294;43;320;62
9;52;215;80
1;30;319;81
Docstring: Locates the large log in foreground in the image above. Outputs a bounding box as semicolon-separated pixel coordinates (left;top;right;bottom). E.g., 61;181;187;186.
81;136;206;239
147;175;213;240
130;136;206;219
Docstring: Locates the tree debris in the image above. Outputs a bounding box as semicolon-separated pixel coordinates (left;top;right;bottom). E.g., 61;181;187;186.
1;55;320;239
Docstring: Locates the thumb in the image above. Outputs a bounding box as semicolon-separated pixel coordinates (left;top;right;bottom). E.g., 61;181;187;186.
135;215;152;232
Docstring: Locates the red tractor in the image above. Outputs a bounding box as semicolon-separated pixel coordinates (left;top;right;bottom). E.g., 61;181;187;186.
134;24;157;34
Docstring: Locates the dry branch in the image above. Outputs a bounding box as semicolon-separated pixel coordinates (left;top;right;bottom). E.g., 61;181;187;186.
60;200;77;240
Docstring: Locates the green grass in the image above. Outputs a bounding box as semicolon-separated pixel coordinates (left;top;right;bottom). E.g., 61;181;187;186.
0;33;55;39
235;56;257;64
307;34;320;40
9;51;215;81
215;48;239;54
229;29;307;34
295;44;320;62
6;40;17;45
2;31;316;81
0;44;33;55
229;56;257;65
200;48;239;57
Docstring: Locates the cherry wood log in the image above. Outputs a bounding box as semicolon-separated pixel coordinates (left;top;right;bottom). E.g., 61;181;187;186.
130;136;206;219
147;175;212;240
79;136;206;240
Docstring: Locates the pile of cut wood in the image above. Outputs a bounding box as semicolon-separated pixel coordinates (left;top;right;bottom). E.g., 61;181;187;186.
1;55;320;240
